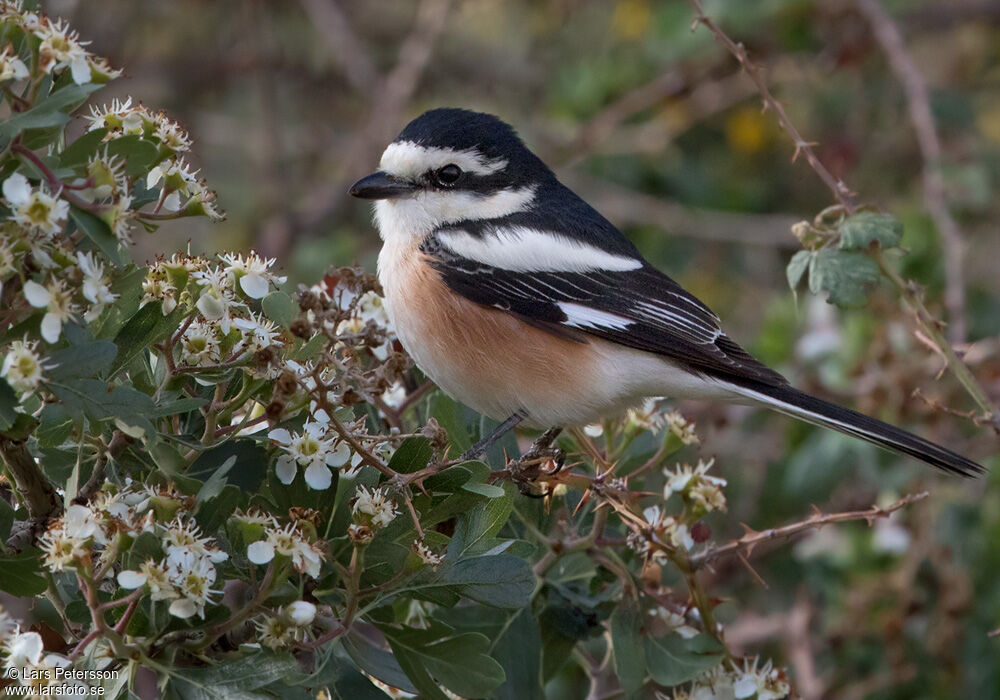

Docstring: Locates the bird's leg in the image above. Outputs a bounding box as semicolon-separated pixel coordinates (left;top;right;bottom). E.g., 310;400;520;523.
523;427;563;461
460;410;527;461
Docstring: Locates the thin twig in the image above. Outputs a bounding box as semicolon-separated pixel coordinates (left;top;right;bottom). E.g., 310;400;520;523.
682;0;857;213
857;0;967;343
691;491;929;567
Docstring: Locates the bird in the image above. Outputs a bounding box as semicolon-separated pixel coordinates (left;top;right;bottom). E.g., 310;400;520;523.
348;107;984;477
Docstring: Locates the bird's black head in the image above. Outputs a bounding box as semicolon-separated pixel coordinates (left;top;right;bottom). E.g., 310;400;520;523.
349;108;551;200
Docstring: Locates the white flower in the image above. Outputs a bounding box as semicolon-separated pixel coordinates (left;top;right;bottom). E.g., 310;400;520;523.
352;486;398;529
413;540;443;568
117;570;147;589
234;313;281;353
162;519;228;564
650;607;700;639
626;398;666;433
76;251;118;320
269;420;349;490
283;601;316;627
152;113;192;152
193;267;242;333
0;46;29;82
23;277;75;343
256;614;293;649
250;523;324;577
2;173;69;236
356;290;389;325
247;540;275;565
138;560;177;601
665;410;699;445
663;459;727;513
180;319;221;367
730;657;789;700
165;548;219;619
86;97;146;135
1;338;45;394
5;628;43;668
219;252;286;299
34;18;92;84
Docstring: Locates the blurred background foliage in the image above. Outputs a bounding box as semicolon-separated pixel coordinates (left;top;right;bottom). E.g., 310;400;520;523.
45;0;1000;696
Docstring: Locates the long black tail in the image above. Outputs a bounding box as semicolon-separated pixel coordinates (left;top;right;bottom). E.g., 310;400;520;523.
730;381;986;478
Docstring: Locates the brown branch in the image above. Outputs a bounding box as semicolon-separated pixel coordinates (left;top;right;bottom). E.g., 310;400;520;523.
857;0;967;344
682;0;857;213
690;491;929;568
0;436;63;530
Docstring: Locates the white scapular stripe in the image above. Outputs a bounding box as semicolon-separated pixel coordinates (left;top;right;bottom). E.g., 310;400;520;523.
558;302;634;330
380;140;508;178
437;226;644;272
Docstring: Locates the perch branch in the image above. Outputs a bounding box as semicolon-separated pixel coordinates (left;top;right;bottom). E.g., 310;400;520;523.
682;0;857;213
691;491;929;568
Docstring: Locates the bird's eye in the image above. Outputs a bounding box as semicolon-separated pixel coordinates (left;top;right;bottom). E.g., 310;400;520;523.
434;164;463;186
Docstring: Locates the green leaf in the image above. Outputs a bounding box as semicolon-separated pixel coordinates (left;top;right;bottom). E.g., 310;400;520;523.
448;486;514;559
0;377;17;432
169;652;300;699
492;609;544;700
0;83;102;138
0;497;14;543
387;436;432;474
261;291;299;328
838;212;903;251
69;207;125;266
195;484;240;534
110;302;187;375
423;465;471;493
195;456;237;504
187;440;269;493
105;135;160;176
381;624;506;699
429;393;472;453
0;550;48;596
644;633;725;687
807;249;881;308
461;481;506;499
45;340;117;381
342;635;418;695
49;378;155;435
440;554;535;608
786;249;811;292
60;128;109;168
611;597;647;697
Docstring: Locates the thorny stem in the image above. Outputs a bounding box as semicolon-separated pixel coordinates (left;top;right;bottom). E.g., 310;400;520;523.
691;491;929;567
683;0;856;213
874;253;999;430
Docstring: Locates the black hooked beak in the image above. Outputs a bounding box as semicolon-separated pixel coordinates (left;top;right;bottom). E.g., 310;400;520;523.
348;171;417;200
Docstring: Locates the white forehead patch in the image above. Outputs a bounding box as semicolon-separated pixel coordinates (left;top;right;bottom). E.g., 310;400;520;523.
380;140;508;178
436;225;644;273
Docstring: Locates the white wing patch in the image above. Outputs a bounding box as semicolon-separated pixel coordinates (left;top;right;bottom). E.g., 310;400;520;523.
558;302;634;330
380;140;507;178
436;226;644;273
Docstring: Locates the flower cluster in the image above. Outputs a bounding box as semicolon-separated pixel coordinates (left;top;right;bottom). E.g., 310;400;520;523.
1;2;121;85
663;458;727;516
255;601;317;650
245;519;325;578
268;413;358;489
348;486;399;545
672;657;790;700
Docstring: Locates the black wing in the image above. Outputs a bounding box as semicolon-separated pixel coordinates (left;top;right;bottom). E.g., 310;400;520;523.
421;233;788;387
